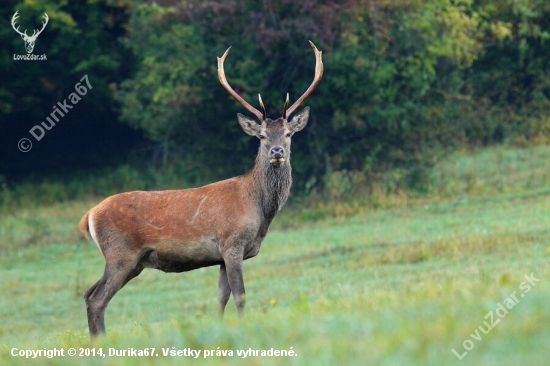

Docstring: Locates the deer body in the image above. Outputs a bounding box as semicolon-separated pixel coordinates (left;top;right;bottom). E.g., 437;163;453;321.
80;41;322;336
81;151;292;272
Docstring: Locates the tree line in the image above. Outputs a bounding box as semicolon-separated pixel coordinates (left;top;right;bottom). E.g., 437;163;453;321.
1;0;549;193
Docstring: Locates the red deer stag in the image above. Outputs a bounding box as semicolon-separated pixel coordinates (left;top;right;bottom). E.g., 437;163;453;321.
79;41;323;336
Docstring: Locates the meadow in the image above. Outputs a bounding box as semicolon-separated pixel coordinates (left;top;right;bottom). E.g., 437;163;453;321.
0;143;549;365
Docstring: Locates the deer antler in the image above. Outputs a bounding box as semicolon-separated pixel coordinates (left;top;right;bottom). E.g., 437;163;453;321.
11;12;48;40
218;41;323;121
31;13;49;39
218;47;264;121
258;94;267;120
284;40;324;118
11;11;28;38
282;93;290;119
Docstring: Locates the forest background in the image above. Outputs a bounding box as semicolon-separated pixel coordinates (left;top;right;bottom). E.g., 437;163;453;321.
0;0;549;209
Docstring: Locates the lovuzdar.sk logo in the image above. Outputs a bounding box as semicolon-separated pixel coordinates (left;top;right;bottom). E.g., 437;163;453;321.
12;11;48;61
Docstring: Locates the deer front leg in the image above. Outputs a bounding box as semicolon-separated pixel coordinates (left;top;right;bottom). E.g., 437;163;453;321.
222;247;246;317
217;264;231;316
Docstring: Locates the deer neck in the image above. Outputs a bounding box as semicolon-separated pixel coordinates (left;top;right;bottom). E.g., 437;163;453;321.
249;153;293;222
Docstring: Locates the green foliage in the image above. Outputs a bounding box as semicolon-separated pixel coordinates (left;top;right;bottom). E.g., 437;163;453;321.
0;0;139;178
116;4;206;142
0;0;131;119
108;0;550;194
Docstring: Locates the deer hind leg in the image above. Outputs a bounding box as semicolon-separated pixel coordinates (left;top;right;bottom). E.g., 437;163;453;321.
84;253;143;337
217;264;231;316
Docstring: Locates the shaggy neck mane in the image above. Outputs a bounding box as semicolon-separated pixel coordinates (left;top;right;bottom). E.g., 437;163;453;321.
246;152;292;221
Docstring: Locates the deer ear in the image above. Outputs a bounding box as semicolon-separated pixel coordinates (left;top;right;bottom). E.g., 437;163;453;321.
237;113;261;136
288;107;310;133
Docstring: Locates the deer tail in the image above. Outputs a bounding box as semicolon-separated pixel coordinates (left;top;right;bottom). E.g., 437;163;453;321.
79;210;91;239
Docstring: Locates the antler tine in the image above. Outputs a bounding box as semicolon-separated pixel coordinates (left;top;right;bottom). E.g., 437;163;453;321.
38;13;49;33
11;11;27;37
32;13;48;38
258;94;266;120
285;40;324;118
217;47;264;121
282;93;289;119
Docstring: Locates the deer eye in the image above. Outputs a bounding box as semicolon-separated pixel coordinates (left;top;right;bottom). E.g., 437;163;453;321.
259;134;266;140
286;132;291;138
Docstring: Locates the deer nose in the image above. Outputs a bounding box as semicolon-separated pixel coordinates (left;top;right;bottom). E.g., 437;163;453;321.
270;146;284;158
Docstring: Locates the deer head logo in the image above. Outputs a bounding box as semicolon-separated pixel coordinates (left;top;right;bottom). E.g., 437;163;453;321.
11;11;49;54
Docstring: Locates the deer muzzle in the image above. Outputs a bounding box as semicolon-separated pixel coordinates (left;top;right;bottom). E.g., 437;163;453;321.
269;146;285;166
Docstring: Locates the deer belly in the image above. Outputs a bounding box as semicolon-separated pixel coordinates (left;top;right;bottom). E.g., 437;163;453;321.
141;238;223;273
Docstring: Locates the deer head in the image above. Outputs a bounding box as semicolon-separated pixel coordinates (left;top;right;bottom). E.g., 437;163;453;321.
12;11;49;54
236;102;310;167
217;40;323;168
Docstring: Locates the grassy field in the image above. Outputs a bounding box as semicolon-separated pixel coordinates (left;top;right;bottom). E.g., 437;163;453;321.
0;144;549;365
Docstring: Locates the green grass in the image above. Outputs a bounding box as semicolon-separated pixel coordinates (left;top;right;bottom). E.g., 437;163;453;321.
1;144;549;365
429;143;550;196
